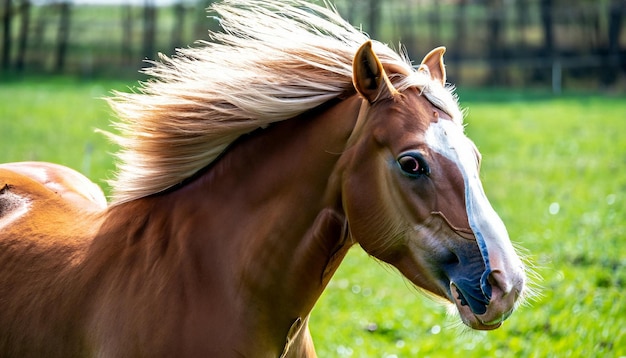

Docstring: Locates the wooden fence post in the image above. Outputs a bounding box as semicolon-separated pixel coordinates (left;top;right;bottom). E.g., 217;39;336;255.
1;0;12;70
604;0;625;86
15;0;31;72
54;1;71;73
540;0;557;90
171;1;185;50
429;0;441;51
487;0;504;85
366;0;380;39
142;0;156;61
451;0;467;84
121;4;133;66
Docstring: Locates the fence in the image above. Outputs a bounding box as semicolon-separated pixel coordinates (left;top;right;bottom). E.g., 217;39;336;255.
1;0;625;90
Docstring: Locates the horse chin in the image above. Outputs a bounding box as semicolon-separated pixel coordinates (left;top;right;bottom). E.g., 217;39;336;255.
450;283;503;331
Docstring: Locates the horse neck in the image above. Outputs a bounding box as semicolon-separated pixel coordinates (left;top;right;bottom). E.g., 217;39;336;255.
103;95;362;353
191;95;362;298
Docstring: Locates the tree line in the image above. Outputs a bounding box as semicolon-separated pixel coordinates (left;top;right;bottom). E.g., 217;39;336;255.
1;0;624;90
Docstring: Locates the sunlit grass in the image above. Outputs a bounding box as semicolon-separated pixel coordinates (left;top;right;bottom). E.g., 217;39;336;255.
0;76;127;196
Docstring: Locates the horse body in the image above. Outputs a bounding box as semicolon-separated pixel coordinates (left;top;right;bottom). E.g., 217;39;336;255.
0;96;361;357
82;96;363;357
0;1;528;356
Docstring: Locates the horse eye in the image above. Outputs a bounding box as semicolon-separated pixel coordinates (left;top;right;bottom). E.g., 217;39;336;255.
397;152;430;177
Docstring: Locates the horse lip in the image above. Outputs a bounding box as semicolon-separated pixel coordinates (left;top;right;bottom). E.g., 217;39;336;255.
449;279;489;315
450;282;502;331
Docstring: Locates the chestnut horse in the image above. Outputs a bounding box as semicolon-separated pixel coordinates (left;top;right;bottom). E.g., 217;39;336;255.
0;1;527;356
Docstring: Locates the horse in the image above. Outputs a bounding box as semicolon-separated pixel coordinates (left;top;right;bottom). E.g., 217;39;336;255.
0;1;527;356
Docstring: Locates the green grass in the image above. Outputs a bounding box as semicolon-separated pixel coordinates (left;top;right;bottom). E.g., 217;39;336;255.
0;76;128;195
1;78;624;356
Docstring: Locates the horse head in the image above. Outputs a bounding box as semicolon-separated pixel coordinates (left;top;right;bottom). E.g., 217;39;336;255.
340;41;526;330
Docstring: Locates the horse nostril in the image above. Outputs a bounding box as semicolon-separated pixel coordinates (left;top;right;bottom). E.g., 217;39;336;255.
488;270;514;296
443;252;460;267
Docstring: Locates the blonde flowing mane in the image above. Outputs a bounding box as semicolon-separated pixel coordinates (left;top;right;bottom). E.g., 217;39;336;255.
106;0;461;205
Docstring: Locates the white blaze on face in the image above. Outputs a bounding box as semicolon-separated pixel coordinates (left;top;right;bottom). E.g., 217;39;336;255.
424;119;524;297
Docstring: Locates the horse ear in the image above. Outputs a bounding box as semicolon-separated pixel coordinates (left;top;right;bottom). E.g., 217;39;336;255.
419;47;447;86
353;41;396;103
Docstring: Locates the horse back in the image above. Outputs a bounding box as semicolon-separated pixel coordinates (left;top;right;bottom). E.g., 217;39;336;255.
0;162;106;211
0;162;105;357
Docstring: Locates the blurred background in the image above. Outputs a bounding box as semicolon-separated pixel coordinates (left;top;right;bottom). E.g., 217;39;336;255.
0;1;625;357
1;0;625;92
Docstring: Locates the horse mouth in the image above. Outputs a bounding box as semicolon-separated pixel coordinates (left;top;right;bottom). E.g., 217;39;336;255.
450;282;503;331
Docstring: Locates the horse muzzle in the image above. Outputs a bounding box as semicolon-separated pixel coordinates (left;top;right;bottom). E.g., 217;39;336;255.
450;268;524;330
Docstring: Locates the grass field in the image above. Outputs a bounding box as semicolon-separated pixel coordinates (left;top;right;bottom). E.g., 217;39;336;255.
1;77;624;357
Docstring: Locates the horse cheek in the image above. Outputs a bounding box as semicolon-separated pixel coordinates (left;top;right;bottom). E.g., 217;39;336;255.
342;163;403;260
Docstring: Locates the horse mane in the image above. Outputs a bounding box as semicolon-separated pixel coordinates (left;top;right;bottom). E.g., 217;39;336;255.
106;0;462;205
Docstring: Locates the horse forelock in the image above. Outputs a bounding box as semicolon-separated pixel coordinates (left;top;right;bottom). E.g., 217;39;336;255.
106;0;462;205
